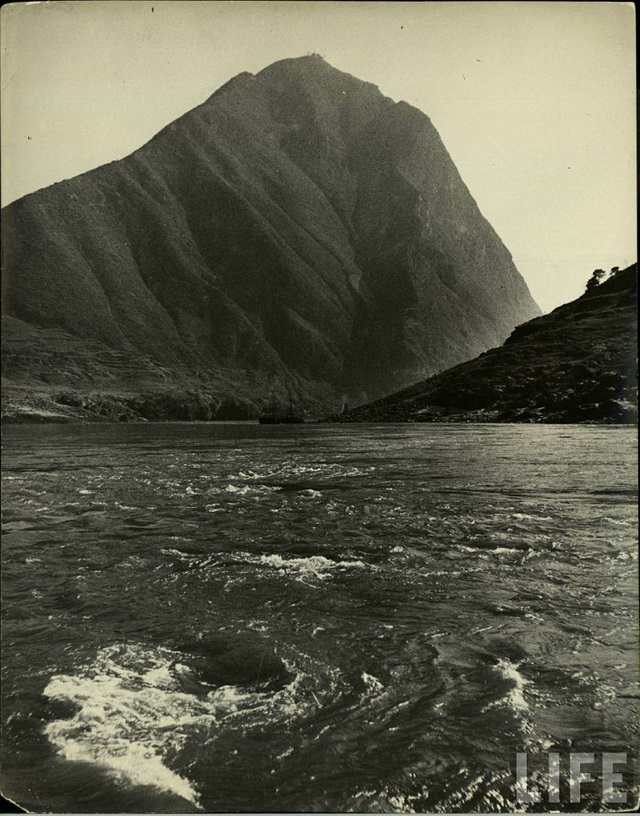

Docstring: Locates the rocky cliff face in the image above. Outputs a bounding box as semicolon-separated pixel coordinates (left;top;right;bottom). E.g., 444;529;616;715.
331;264;637;424
2;55;539;421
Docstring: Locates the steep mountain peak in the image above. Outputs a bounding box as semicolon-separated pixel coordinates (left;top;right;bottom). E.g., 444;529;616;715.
257;53;334;78
2;57;541;422
261;52;327;67
256;54;382;100
192;57;342;112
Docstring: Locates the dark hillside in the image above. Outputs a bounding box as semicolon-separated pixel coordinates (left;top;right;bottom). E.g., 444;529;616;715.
331;264;637;424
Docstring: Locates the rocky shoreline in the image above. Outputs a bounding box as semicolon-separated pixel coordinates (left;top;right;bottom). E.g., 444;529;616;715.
1;387;259;424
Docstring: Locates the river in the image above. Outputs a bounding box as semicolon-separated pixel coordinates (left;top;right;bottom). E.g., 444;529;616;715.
1;423;637;812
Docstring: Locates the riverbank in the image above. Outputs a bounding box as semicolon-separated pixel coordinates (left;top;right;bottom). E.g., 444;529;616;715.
1;386;261;424
328;265;637;425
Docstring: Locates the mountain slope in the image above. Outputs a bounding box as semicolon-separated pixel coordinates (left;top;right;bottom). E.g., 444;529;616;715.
2;55;540;421
330;264;637;424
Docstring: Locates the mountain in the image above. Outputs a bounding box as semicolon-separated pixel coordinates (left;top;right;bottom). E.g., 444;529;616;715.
1;55;540;422
330;264;637;424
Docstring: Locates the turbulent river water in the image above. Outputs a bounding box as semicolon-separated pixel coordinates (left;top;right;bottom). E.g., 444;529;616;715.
1;423;638;813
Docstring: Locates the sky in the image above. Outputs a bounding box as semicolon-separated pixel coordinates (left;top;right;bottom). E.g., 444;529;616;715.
0;0;635;312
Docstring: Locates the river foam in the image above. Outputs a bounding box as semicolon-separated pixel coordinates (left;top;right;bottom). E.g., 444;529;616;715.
44;645;204;806
43;639;337;806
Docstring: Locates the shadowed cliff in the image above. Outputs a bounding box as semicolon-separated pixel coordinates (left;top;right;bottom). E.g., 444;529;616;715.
329;264;637;424
2;55;540;422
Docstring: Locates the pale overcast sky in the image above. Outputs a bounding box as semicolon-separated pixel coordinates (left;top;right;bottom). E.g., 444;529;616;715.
1;1;635;312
